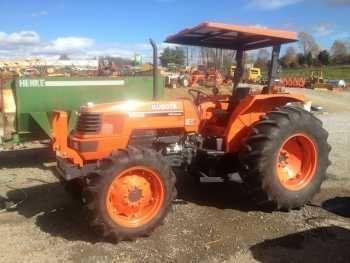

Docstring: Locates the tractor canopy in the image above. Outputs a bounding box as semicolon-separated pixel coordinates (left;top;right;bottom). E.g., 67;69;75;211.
165;21;298;50
166;22;298;93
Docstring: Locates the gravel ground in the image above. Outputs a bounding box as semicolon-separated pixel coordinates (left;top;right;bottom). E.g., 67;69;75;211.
0;89;350;263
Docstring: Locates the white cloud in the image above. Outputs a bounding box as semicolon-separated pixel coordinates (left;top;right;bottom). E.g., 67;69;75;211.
250;24;268;29
312;23;350;44
32;10;48;17
0;31;40;46
41;37;95;53
85;42;164;61
0;30;157;60
313;23;334;37
247;0;304;10
86;47;134;58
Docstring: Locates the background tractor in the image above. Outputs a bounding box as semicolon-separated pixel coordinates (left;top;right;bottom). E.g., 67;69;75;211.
52;22;331;241
230;65;262;84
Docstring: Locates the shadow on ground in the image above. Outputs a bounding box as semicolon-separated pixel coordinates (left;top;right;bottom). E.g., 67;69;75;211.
250;226;350;263
7;182;101;243
0;146;55;168
175;170;273;212
322;197;350;218
4;169;268;243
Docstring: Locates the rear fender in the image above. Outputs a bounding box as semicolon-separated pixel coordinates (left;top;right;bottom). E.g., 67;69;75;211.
225;94;304;153
52;111;84;167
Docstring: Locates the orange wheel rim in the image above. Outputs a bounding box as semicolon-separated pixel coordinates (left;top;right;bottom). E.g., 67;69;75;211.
276;133;317;191
106;166;165;228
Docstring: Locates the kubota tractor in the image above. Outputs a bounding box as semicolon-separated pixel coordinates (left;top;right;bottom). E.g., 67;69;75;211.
52;22;331;241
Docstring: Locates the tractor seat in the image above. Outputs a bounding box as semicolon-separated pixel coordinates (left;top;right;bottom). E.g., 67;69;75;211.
229;87;252;110
210;87;252;125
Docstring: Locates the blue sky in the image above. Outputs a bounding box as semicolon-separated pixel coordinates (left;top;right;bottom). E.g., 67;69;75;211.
0;0;349;59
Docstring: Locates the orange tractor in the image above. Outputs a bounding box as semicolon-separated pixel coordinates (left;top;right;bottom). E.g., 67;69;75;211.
182;67;224;87
52;22;331;241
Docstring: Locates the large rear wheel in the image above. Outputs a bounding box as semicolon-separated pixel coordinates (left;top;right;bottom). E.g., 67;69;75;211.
239;106;331;210
83;147;176;241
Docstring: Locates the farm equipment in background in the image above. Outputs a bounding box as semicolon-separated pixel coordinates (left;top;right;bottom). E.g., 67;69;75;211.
133;63;154;76
164;67;225;88
281;70;346;90
52;23;330;241
22;68;41;77
307;70;347;91
305;70;325;89
186;68;205;86
181;67;224;87
164;71;181;88
204;68;224;86
163;63;183;89
281;77;306;88
46;67;71;78
230;65;262;84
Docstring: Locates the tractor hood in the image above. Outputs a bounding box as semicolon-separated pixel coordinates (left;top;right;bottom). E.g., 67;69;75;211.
80;100;185;116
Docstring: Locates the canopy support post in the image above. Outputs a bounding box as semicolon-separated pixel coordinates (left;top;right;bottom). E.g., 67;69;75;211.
267;44;281;93
228;48;244;111
232;48;244;94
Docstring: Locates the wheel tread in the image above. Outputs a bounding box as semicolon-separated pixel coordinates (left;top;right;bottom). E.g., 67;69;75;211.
83;147;176;242
239;105;330;210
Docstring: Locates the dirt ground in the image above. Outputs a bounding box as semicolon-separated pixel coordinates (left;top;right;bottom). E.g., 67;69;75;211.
1;88;350;263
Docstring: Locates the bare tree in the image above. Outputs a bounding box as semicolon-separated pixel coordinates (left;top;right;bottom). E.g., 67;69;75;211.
346;40;350;53
280;46;298;68
298;32;320;57
197;47;235;70
254;48;270;69
330;40;348;64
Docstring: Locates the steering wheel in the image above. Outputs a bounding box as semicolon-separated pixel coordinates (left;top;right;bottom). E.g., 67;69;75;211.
188;89;209;104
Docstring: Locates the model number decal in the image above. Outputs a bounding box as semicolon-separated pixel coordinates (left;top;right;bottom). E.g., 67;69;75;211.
151;103;178;111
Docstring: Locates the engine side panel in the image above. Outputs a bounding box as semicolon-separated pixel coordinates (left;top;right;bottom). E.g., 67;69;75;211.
68;100;200;162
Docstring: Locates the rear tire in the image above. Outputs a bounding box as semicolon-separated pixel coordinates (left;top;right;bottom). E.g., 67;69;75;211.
83;147;176;241
239;106;331;210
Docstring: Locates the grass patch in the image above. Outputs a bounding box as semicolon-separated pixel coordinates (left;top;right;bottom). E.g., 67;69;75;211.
281;65;350;82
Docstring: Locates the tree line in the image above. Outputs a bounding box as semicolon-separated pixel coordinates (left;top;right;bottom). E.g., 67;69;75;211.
160;46;236;73
160;31;350;70
280;32;350;68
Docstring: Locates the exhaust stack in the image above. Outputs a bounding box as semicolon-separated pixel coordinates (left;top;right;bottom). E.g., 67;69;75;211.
149;39;158;100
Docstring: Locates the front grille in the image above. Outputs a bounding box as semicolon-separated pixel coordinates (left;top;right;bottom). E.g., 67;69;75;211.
76;112;102;133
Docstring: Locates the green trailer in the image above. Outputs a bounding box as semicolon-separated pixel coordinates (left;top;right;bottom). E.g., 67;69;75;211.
0;76;164;145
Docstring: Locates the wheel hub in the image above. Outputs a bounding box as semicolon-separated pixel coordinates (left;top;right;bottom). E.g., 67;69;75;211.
128;187;142;203
106;166;165;228
276;133;317;191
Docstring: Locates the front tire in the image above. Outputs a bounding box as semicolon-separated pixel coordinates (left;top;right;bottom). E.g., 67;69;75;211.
239;106;331;210
83;147;176;241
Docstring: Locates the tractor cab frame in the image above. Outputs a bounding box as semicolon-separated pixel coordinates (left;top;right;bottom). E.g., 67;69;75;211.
165;22;303;153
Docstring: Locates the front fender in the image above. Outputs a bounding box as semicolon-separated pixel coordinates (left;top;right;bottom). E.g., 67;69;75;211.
52;111;84;167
